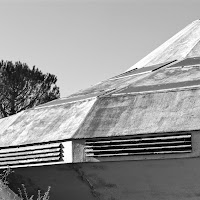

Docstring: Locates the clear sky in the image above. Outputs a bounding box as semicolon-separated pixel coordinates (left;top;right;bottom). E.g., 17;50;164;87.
0;0;200;97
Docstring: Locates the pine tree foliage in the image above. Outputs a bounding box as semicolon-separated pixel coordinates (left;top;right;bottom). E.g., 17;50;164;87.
0;61;60;117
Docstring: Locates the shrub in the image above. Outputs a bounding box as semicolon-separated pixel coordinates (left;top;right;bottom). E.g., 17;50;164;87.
0;167;50;200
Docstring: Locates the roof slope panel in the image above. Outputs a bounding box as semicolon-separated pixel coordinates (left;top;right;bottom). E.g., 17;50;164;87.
113;58;200;95
127;20;200;71
0;98;96;147
37;71;149;109
169;57;200;68
74;89;200;139
67;72;149;98
187;40;200;58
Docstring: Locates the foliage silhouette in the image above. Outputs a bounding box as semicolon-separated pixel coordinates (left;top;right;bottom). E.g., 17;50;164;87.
0;61;60;117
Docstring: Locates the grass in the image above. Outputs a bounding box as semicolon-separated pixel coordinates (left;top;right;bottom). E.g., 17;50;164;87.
0;167;51;200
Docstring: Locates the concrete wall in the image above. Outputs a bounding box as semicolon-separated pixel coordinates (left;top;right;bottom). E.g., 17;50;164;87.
3;156;200;200
1;131;200;199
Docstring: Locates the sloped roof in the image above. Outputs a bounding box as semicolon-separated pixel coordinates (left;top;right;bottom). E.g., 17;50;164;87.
127;19;200;70
74;88;200;139
0;98;96;147
1;20;200;147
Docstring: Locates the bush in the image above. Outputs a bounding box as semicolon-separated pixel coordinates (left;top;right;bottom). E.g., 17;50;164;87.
0;168;51;200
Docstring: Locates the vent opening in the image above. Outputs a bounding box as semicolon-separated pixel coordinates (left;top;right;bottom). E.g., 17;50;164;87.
109;60;176;80
0;143;64;167
85;134;192;157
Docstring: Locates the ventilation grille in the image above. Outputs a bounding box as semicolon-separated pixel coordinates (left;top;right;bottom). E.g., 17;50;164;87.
85;134;192;157
109;60;176;80
0;143;63;167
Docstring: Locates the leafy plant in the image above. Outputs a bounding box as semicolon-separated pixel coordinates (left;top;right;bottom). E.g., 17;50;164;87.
0;167;51;200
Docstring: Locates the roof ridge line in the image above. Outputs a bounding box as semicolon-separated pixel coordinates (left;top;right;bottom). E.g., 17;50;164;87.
73;97;99;139
33;96;97;110
184;38;200;58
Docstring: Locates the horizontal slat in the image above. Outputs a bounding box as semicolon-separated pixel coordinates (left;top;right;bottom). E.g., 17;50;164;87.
0;148;61;158
85;140;190;149
86;134;192;158
85;135;191;145
86;150;192;157
0;143;62;154
85;144;191;153
0;152;61;162
0;156;61;166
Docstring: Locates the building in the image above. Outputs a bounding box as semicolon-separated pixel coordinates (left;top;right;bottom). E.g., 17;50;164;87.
1;20;200;200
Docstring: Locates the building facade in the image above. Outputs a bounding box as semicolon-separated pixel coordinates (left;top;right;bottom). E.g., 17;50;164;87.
1;20;200;199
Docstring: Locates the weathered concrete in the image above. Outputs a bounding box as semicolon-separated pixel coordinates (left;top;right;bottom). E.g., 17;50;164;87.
74;89;200;139
0;98;96;147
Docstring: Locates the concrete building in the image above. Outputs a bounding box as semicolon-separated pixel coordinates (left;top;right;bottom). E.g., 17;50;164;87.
1;20;200;199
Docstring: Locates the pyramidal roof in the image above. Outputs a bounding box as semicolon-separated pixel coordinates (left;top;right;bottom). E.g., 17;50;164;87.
0;20;200;148
128;19;200;70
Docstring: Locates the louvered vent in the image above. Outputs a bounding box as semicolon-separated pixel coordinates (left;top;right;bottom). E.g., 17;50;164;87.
85;134;192;157
0;143;64;167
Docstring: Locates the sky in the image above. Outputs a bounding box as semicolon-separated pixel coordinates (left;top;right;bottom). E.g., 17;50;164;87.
0;0;200;97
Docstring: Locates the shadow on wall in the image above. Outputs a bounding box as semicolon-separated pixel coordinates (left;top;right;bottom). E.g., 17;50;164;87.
2;158;200;200
1;164;96;200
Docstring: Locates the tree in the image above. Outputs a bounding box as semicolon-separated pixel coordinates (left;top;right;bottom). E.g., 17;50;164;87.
0;60;60;117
